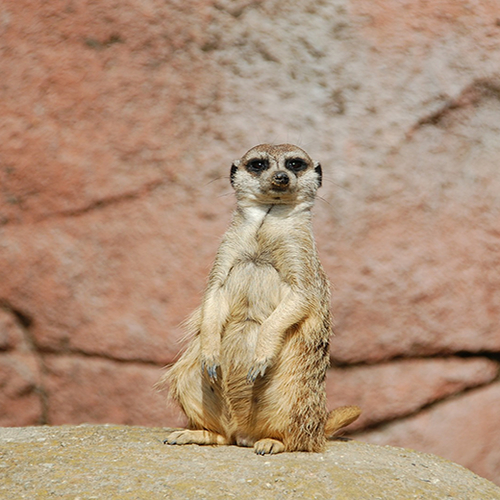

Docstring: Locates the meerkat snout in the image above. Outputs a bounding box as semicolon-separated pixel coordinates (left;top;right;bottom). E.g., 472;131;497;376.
271;171;290;189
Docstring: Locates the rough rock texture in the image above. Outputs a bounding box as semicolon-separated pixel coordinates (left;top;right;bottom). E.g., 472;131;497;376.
43;355;184;427
358;382;500;488
2;425;500;500
326;357;499;430
1;0;500;488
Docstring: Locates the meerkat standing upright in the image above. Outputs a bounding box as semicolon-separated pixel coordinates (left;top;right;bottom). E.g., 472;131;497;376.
159;144;360;455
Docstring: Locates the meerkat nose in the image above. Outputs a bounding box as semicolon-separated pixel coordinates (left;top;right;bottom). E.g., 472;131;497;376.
272;171;290;187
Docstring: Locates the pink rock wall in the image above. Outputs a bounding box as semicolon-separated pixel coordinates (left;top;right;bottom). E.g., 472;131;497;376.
1;0;500;485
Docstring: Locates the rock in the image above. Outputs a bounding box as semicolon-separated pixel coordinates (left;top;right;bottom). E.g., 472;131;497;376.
0;0;216;223
42;355;184;427
327;81;500;363
326;357;499;429
193;0;500;363
0;307;25;350
0;306;44;426
0;191;230;365
358;382;500;488
1;425;500;499
0;353;43;426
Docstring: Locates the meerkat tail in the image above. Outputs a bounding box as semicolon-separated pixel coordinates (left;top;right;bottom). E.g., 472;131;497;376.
325;405;361;437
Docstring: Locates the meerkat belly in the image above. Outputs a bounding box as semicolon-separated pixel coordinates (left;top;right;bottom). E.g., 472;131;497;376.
219;260;286;366
219;260;291;439
223;260;286;325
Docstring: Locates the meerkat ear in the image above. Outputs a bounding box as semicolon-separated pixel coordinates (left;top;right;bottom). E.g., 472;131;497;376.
230;161;240;187
314;162;322;188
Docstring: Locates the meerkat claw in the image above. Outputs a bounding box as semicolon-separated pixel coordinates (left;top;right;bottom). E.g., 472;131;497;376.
201;360;219;381
247;360;268;383
246;369;257;384
208;364;219;380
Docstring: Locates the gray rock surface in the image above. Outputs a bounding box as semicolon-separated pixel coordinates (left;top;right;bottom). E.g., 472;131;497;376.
1;425;499;499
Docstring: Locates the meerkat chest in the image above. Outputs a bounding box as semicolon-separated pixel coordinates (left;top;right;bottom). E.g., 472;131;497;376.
225;259;285;314
219;205;312;320
222;236;293;321
223;244;287;316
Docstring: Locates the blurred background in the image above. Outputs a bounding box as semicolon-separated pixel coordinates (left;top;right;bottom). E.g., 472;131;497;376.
1;0;500;485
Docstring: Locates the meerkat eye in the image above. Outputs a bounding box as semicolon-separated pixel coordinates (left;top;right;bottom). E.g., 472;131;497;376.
246;159;269;173
285;158;307;173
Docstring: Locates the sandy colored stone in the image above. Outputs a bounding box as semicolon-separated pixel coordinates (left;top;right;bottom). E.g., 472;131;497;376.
327;357;499;429
1;425;500;500
43;355;184;427
359;382;500;487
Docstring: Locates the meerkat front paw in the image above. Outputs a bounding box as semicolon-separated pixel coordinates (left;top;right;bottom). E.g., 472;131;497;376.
201;355;220;381
247;358;271;383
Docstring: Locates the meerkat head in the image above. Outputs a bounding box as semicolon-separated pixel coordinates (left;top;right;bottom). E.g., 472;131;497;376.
230;144;322;206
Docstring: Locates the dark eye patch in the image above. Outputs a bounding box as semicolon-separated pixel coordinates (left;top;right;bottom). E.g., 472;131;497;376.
285;158;308;173
246;159;270;173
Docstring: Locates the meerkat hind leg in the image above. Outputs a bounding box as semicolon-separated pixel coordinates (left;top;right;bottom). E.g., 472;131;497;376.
253;438;286;455
164;429;229;446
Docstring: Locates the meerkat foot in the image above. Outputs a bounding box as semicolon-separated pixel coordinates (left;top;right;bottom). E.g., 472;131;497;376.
325;405;362;437
246;359;270;383
201;359;220;381
164;429;228;446
253;438;286;455
201;356;220;381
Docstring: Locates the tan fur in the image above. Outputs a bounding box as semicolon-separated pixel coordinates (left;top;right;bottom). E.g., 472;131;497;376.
158;144;360;454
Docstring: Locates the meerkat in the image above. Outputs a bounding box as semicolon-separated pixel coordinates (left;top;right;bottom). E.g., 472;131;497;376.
158;144;360;455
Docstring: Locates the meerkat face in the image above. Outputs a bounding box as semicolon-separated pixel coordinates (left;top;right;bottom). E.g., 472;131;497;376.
230;144;322;205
